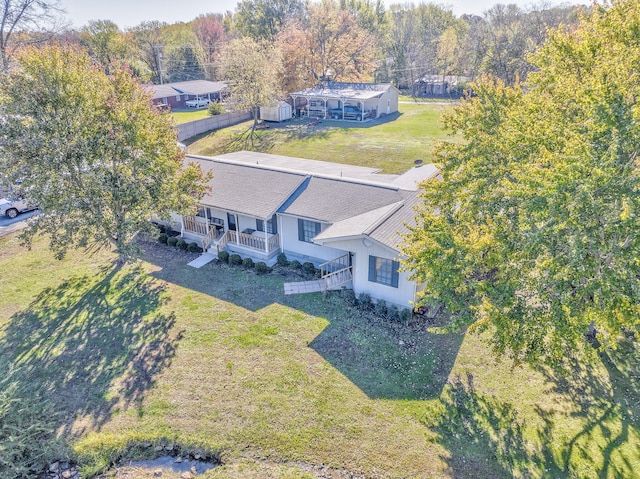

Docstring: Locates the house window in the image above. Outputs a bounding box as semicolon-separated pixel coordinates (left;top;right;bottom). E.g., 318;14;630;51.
368;255;399;288
176;95;181;101
297;219;321;243
256;215;278;234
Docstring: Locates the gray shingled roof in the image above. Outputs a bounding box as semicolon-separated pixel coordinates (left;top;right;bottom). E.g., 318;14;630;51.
187;156;307;218
369;190;422;251
290;82;395;101
279;177;404;222
145;80;228;100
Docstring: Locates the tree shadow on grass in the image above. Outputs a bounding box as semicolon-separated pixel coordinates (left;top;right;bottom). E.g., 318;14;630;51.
308;311;463;400
0;263;181;438
145;243;462;400
424;372;565;479
535;339;640;478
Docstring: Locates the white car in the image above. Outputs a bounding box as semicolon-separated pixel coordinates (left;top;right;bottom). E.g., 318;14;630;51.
185;98;211;108
0;197;37;219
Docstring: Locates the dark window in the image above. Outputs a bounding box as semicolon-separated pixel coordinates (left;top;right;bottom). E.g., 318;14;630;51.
297;219;321;243
256;215;278;234
368;255;399;288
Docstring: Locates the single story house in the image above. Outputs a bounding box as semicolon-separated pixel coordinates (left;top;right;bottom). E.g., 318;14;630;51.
289;82;399;121
145;80;228;109
173;151;438;309
413;75;471;97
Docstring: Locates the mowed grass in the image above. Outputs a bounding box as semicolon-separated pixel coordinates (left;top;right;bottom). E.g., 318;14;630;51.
1;234;639;478
171;108;211;125
186;103;458;174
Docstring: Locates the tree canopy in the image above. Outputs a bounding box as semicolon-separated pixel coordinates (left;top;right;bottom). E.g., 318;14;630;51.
221;37;283;133
0;46;209;261
403;0;640;367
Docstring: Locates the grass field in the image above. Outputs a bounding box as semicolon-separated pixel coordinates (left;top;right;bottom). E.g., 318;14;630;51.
0;233;638;478
172;109;211;125
185;103;458;174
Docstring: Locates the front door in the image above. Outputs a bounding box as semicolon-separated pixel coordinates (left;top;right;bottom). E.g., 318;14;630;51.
227;213;237;231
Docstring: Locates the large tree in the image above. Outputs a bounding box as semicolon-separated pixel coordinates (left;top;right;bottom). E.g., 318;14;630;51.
0;0;64;71
403;0;640;367
79;20;133;74
221;37;283;134
277;0;378;89
234;0;305;41
0;46;209;261
190;14;226;80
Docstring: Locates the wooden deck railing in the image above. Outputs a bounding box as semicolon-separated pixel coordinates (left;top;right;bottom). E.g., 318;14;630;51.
202;227;219;251
183;216;208;236
323;267;353;290
320;253;350;277
216;231;280;254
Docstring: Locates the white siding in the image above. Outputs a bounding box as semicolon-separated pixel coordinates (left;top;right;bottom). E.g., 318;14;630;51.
279;215;344;264
320;237;416;308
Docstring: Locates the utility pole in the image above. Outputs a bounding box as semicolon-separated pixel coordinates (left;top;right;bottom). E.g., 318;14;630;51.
154;45;164;84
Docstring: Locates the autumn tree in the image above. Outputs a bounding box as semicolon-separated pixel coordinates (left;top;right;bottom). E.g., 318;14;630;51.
190;14;226;80
403;0;640;367
79;20;134;74
130;21;167;84
235;0;306;41
221;37;283;135
0;0;65;71
277;0;378;90
0;46;209;261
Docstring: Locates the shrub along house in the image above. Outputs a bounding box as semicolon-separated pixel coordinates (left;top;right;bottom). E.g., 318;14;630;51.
289;82;399;121
172;152;436;308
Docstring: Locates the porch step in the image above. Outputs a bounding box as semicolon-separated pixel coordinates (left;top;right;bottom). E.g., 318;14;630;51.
187;252;216;269
284;279;326;295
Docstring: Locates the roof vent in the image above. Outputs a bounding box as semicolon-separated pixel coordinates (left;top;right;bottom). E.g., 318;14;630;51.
414;159;423;166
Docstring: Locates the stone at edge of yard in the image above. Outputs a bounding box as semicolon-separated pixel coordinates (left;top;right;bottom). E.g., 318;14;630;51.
154;469;163;477
61;470;74;479
165;444;174;452
181;472;192;479
154;445;164;452
49;462;60;473
175;456;183;463
190;466;197;475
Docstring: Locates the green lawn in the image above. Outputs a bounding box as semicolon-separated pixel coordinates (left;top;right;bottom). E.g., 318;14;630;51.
0;234;638;478
186;103;458;174
171;109;211;125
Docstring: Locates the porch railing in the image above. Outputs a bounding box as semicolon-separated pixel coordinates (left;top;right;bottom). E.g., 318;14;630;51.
320;253;350;276
216;230;280;254
183;216;208;236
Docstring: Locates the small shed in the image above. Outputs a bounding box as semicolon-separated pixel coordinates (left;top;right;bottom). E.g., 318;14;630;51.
260;101;292;122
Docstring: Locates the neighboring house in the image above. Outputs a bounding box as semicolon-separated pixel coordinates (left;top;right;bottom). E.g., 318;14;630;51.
289;82;399;121
145;80;228;109
413;75;471;98
173;151;438;309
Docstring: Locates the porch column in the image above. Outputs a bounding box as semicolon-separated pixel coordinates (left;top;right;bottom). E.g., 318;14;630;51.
204;207;210;234
264;220;269;255
180;216;185;237
360;101;364;121
235;214;239;243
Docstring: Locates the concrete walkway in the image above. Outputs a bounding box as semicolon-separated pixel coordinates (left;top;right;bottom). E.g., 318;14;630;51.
284;279;326;295
187;252;216;268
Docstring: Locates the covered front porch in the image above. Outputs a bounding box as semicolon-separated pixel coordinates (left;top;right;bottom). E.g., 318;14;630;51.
181;208;281;262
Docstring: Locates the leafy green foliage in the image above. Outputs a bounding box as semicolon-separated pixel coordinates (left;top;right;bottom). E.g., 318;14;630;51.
187;242;201;253
229;254;242;266
0;361;65;479
242;257;254;269
218;250;230;263
276;252;289;266
167;236;178;247
403;2;640;366
255;261;268;274
207;102;225;116
0;46;209;262
220;37;283;132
